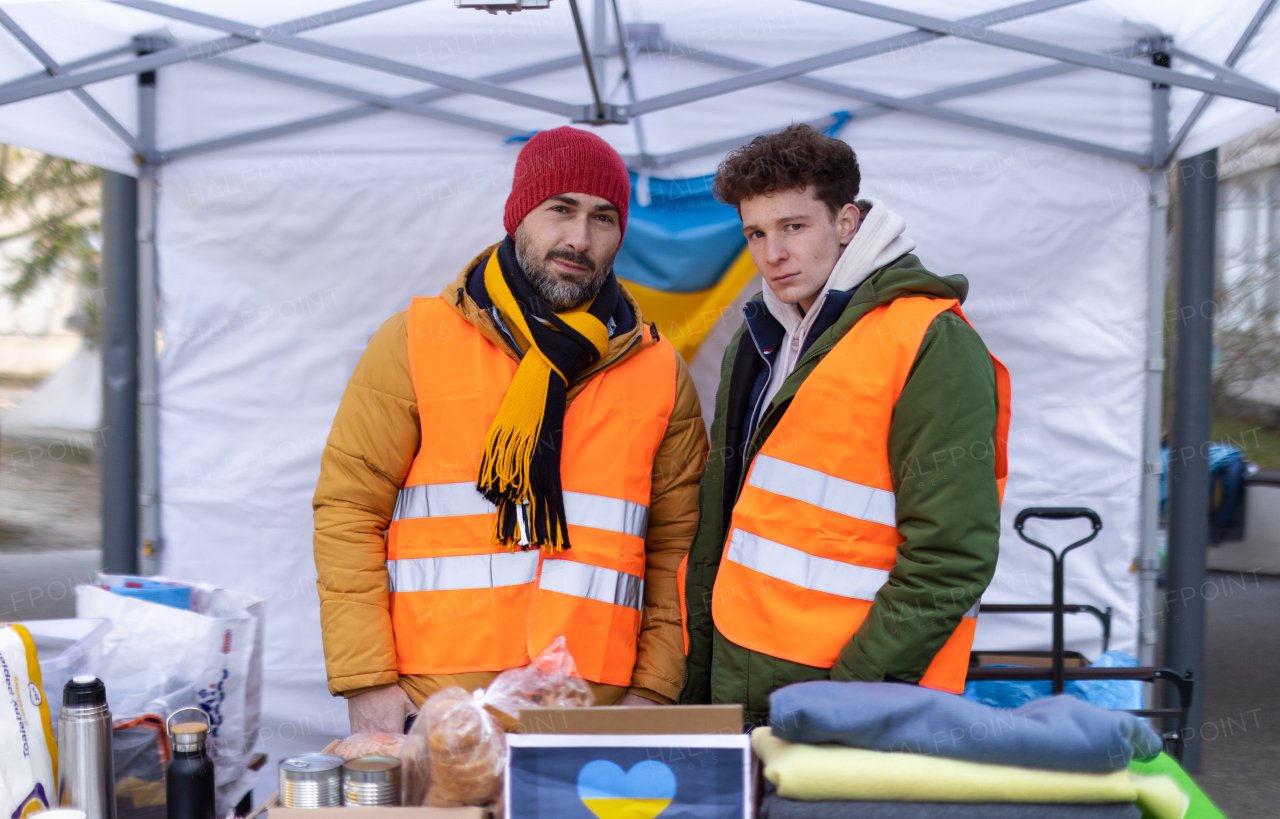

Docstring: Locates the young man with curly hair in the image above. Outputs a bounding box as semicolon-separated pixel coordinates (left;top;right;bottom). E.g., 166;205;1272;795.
679;125;1011;723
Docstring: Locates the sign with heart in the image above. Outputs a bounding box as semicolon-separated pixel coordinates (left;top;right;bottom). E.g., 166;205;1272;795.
577;759;677;819
506;734;751;818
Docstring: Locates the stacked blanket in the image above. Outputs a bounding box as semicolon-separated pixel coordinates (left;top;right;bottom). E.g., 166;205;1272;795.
769;681;1163;772
756;682;1190;819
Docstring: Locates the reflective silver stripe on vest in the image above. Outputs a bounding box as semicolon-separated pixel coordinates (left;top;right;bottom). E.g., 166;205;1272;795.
563;491;648;538
393;482;494;520
748;454;896;528
725;528;889;601
393;482;648;538
964;598;982;619
387;551;539;593
539;560;643;610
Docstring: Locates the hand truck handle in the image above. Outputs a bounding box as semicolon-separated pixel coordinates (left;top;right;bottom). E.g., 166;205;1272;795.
1014;507;1102;558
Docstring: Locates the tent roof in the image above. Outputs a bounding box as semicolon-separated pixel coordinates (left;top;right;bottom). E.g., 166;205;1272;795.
0;0;1277;175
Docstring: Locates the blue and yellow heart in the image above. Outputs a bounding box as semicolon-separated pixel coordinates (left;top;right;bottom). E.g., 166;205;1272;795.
576;759;678;819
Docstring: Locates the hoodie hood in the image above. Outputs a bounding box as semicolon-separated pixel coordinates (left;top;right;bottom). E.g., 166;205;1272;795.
757;199;915;413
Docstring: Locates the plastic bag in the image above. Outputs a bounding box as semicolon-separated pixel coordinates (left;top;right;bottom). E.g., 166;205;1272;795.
0;624;57;819
113;715;168;819
321;732;406;759
77;576;265;816
485;635;594;713
408;687;506;807
399;637;594;807
963;650;1144;710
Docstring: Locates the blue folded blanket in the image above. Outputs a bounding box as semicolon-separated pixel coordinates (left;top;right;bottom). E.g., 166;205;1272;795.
770;681;1163;773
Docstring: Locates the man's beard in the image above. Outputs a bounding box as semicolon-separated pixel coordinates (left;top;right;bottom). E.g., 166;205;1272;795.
514;228;615;312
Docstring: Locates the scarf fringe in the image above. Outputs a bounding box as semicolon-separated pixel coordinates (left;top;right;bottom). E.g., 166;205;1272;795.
476;339;572;552
476;359;550;496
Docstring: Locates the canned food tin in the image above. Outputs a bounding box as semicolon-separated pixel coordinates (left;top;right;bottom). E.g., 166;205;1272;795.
279;754;344;808
342;756;402;807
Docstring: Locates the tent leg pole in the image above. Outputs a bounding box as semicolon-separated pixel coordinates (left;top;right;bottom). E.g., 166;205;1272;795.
136;37;163;575
100;170;139;575
1139;42;1170;680
1139;165;1167;679
1166;148;1217;773
138;166;161;575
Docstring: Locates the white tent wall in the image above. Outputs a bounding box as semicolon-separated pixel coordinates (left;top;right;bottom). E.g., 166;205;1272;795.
1;0;1279;798
153;132;1149;791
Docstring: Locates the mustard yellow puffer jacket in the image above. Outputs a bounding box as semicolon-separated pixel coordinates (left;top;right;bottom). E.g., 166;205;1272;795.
312;244;708;707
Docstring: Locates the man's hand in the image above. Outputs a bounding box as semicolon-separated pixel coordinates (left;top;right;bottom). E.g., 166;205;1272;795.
618;692;660;707
348;684;416;734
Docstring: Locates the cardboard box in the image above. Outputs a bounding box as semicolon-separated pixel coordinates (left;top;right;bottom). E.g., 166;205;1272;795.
504;706;753;819
515;704;743;735
261;707;748;819
269;809;487;819
262;797;490;819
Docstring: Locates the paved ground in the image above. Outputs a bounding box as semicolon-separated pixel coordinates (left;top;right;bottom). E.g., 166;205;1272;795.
1190;571;1280;819
0;548;100;620
0;419;1276;817
0;428;101;619
1;430;101;553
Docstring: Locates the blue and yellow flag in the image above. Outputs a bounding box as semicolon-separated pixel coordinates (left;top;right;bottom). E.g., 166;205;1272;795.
615;173;757;362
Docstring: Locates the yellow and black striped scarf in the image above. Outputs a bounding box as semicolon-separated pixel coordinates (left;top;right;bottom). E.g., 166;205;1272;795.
476;237;618;551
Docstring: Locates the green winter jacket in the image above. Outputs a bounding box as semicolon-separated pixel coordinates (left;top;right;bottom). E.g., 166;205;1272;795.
679;253;1003;725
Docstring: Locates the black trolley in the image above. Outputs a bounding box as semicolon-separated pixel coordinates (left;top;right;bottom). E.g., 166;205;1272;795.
965;507;1195;761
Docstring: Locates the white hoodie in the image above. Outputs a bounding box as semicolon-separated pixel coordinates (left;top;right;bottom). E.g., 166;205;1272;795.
758;199;915;413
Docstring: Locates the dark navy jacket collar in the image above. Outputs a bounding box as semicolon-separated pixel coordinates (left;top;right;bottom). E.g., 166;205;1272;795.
742;286;860;363
740;285;860;446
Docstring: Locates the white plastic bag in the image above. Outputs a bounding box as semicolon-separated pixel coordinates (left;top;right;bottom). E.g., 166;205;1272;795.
0;624;58;819
76;576;264;815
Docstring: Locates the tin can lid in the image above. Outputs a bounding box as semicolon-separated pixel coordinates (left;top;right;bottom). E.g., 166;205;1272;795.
279;753;345;779
343;756;402;782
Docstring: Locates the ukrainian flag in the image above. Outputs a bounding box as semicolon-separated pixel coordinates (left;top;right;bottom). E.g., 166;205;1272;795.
615;172;757;362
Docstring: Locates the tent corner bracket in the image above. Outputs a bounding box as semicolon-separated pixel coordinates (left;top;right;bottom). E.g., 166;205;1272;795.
571;102;629;125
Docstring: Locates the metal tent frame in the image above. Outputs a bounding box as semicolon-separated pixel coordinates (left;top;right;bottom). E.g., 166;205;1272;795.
1;0;1276;769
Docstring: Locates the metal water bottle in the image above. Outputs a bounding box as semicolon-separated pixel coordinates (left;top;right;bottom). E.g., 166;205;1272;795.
165;709;216;819
58;676;116;819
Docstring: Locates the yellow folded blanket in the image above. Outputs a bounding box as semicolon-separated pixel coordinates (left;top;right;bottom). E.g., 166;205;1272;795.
752;728;1188;819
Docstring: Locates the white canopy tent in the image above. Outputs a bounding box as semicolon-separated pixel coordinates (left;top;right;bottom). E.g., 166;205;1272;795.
1;0;1276;793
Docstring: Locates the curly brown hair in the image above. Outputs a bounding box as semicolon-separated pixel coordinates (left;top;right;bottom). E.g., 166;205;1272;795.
713;124;860;217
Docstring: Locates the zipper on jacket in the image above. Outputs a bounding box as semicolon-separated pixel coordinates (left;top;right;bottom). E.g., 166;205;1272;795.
741;318;775;473
489;306;524;359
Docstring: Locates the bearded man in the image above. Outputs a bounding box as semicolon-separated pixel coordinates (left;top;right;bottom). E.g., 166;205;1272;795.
314;128;707;733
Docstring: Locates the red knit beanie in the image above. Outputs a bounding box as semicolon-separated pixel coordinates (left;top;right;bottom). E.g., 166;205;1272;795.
504;127;631;238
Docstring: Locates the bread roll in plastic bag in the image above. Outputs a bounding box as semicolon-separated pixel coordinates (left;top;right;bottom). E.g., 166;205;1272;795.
321;732;406;759
399;636;593;807
0;624;58;819
486;635;594;712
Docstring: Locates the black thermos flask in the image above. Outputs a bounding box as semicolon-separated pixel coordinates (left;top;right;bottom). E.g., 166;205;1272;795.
166;708;216;819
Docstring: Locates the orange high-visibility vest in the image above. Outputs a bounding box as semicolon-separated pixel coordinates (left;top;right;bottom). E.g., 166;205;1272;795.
386;297;677;686
711;297;1011;693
